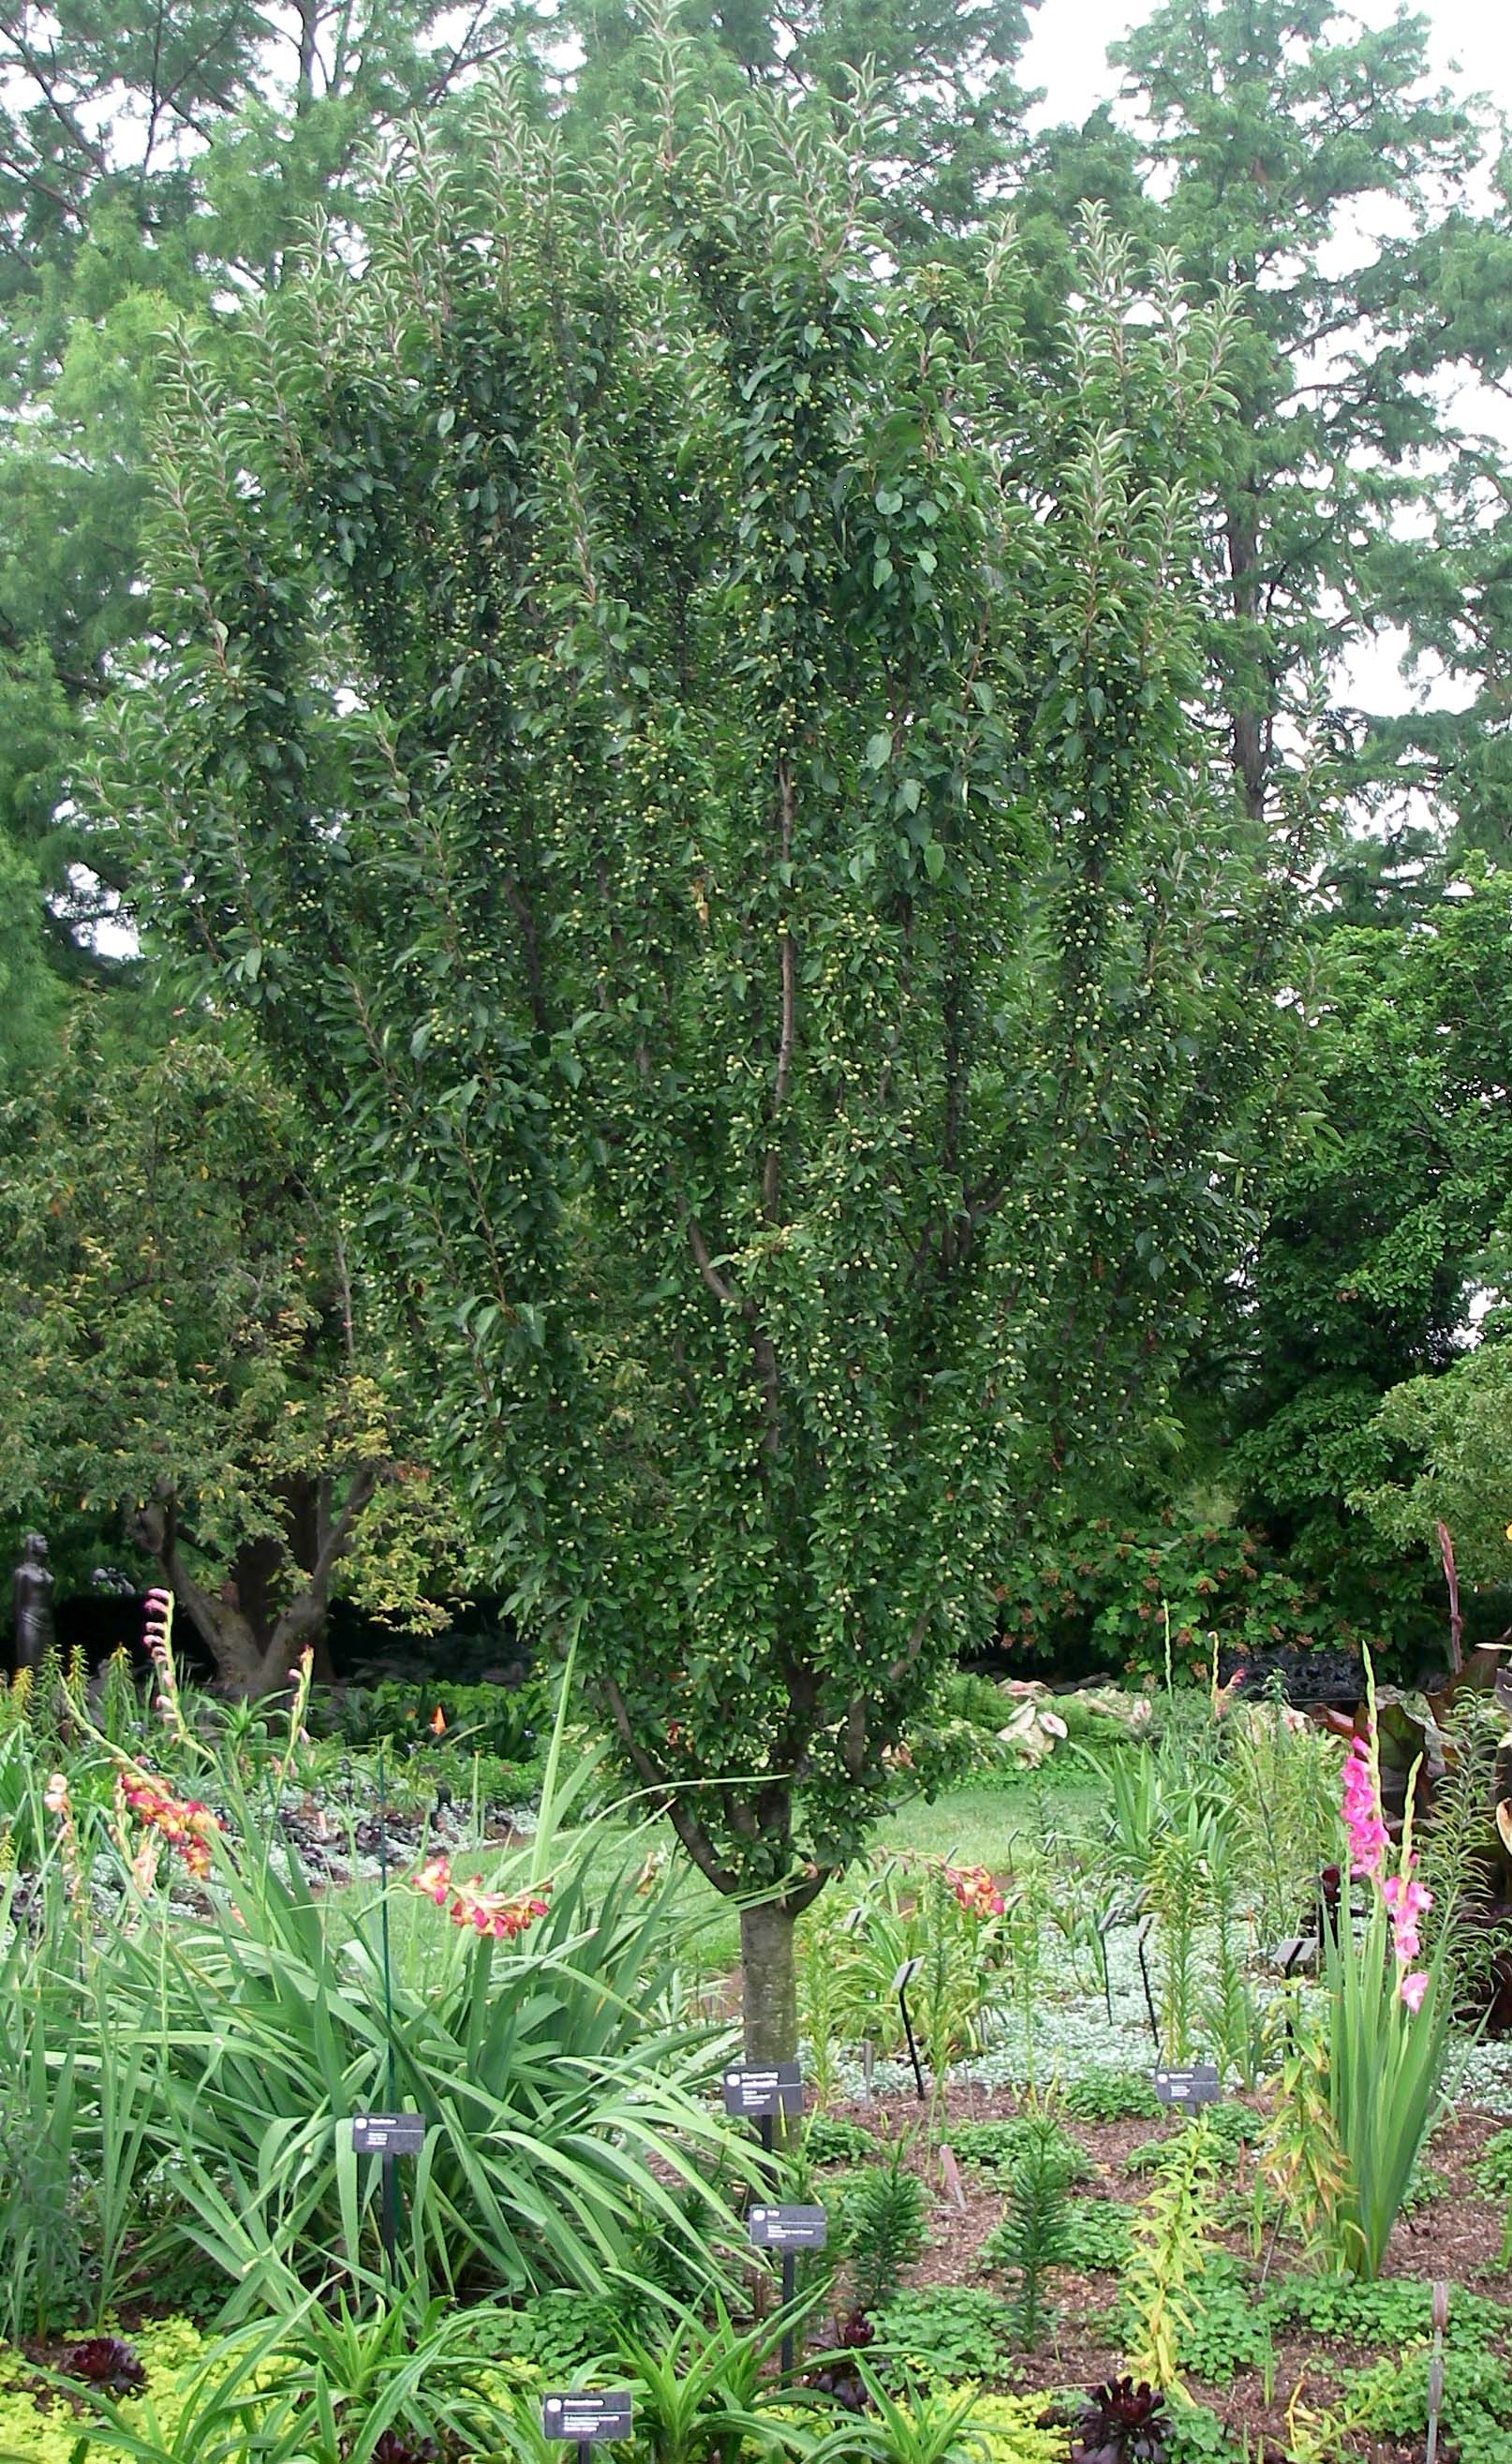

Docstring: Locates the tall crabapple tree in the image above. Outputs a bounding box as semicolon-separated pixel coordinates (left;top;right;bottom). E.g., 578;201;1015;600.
99;66;1283;2055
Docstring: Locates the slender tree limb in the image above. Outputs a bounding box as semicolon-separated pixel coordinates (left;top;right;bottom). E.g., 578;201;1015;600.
600;1674;741;1893
687;1216;741;1307
763;754;797;1220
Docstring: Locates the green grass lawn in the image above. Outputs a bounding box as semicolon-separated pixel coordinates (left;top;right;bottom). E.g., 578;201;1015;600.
580;1755;1110;1978
363;1749;1115;1984
873;1761;1104;1866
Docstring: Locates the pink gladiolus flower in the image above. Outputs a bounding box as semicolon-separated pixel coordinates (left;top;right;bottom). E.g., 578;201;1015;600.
1342;1734;1389;1880
118;1769;222;1878
1384;1864;1432;1966
1401;1969;1429;2014
43;1771;69;1815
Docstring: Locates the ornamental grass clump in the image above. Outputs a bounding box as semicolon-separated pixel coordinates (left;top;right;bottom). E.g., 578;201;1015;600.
24;1609;751;2319
1324;1668;1453;2279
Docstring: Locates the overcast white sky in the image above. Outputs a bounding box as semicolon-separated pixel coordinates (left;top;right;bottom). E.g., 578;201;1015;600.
1020;0;1512;131
1010;3;1512;733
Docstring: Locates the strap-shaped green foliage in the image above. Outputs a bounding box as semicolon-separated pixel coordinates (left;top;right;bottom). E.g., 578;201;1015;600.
97;51;1286;2035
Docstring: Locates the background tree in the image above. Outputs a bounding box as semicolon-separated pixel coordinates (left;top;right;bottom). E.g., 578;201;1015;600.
559;0;1036;242
1108;0;1481;833
1225;863;1512;1652
97;68;1285;2052
0;0;550;982
1356;1334;1512;1600
0;1005;473;1690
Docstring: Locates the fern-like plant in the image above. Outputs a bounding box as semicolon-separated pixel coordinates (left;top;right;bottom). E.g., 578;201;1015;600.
838;2145;928;2318
989;2112;1075;2348
1416;1696;1509;2003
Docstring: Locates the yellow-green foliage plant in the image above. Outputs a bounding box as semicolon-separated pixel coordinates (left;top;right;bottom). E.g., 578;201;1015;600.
964;2391;1066;2464
1258;2029;1353;2267
0;2317;214;2464
0;2302;544;2464
1121;2114;1221;2390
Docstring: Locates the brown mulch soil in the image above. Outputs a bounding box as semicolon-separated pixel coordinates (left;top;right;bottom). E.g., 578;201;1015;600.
805;2085;1512;2462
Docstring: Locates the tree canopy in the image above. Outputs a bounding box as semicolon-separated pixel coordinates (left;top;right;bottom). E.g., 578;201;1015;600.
0;1007;472;1690
92;60;1293;2047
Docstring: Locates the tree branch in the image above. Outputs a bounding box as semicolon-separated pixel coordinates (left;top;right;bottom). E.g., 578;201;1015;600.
126;1485;229;1668
687;1216;741;1307
687;1216;780;1460
763;754;797;1220
274;1458;380;1648
600;1674;741;1894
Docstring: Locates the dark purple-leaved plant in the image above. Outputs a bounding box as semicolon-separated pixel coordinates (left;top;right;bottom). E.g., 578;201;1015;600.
1072;2376;1168;2464
62;2337;147;2398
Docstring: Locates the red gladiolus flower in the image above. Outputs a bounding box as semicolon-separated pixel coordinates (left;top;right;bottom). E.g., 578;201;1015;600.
118;1769;223;1878
942;1861;1005;1919
410;1854;550;1941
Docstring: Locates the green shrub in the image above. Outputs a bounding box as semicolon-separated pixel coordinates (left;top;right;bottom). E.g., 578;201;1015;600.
1473;2129;1512;2200
803;2115;879;2166
941;1672;1015;1732
1123;2103;1256;2175
1061;2068;1161;2123
1272;2275;1501;2350
950;2118;1088;2183
316;1677;545;1763
1342;2341;1512;2449
873;2286;1019;2383
1169;2263;1276;2386
1163;2401;1244;2463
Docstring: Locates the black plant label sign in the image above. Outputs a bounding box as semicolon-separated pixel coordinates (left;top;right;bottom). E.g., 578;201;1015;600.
722;2061;803;2118
1272;1935;1319;1975
748;2203;828;2250
351;2112;425;2154
541;2394;635;2442
892;1957;923;1992
1152;2064;1221;2111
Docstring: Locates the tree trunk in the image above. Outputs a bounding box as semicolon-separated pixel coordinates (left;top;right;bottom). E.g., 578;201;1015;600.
739;1899;799;2066
1224;489;1269;825
128;1468;376;1698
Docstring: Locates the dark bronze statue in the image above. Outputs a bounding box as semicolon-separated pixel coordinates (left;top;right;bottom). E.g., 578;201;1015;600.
13;1530;54;1673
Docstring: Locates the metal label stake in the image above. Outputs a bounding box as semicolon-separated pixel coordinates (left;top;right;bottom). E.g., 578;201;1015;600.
894;1958;926;2100
1097;1902;1132;2027
749;2206;827;2380
1134;1914;1161;2052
